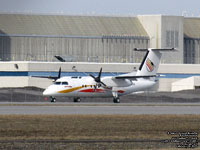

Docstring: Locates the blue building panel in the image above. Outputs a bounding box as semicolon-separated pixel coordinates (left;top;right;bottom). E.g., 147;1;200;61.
0;71;200;79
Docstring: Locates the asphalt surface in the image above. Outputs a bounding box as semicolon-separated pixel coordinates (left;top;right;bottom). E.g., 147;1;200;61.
1;102;200;115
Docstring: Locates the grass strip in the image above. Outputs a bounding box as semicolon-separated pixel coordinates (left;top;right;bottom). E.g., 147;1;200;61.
0;114;199;141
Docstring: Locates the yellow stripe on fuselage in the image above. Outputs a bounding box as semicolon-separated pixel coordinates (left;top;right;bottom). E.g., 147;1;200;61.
58;85;94;94
58;86;83;93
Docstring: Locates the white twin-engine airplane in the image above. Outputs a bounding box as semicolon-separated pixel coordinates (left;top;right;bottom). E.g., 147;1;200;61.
42;48;175;103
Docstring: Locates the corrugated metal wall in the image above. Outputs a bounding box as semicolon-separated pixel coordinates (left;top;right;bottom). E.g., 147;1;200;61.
0;36;149;63
184;38;200;64
184;18;200;64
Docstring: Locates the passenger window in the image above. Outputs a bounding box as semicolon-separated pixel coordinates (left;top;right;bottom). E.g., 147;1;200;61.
62;82;68;85
54;82;61;85
71;76;78;79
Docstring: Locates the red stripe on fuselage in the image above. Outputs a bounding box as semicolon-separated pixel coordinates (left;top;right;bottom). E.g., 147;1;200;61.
117;90;125;93
79;89;104;93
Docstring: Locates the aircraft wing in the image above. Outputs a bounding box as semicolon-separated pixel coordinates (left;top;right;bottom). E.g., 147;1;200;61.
31;75;59;81
102;75;157;87
32;67;61;81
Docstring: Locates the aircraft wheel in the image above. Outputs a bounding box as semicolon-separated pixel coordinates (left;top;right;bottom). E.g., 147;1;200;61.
113;97;120;103
51;97;56;103
74;97;81;103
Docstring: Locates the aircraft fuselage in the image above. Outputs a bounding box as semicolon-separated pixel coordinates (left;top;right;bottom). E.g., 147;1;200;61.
43;76;156;98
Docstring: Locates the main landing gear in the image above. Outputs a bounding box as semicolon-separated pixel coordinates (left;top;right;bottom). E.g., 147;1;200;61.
74;97;81;103
113;97;120;103
50;97;56;103
112;91;120;103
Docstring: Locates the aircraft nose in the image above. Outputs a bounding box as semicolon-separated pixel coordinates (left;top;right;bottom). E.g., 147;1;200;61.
43;88;56;96
43;89;51;96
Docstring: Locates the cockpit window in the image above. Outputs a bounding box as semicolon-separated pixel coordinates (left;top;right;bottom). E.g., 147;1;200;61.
62;82;68;85
54;82;61;85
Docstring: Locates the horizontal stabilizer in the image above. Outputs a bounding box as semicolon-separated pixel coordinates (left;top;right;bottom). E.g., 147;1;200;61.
134;48;176;51
115;75;156;80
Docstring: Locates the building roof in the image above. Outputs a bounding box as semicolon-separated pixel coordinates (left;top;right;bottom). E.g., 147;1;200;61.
184;18;200;39
0;14;148;38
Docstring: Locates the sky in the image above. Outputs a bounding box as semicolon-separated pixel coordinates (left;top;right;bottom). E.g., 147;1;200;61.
0;0;200;17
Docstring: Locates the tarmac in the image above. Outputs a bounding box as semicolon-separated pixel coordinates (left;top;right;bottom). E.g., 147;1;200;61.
1;102;200;115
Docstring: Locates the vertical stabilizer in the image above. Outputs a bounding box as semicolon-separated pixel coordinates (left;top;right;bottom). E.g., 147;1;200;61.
135;48;175;76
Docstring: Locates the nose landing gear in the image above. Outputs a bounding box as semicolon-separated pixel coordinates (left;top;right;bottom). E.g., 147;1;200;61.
50;97;56;103
74;97;81;103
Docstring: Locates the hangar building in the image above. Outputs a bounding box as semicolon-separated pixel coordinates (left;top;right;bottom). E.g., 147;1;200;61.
1;14;198;64
0;14;150;63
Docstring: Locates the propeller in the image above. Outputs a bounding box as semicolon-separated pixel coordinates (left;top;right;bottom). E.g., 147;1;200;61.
89;68;106;87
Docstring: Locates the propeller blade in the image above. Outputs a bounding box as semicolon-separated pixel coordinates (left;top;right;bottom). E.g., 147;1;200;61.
58;67;61;79
98;68;102;79
95;68;102;82
89;74;96;79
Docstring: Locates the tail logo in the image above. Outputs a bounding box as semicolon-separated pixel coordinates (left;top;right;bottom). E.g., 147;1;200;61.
146;58;154;72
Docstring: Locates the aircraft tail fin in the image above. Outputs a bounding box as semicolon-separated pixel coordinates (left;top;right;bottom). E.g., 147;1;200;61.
135;48;175;76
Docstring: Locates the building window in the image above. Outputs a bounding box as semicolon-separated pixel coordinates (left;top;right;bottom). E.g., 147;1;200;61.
166;30;179;48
